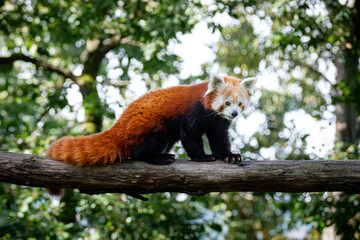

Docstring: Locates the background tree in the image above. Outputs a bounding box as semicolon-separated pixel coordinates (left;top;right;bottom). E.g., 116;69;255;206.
210;0;360;238
0;0;202;136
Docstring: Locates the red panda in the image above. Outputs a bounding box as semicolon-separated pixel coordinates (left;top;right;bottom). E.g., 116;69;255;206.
46;75;256;166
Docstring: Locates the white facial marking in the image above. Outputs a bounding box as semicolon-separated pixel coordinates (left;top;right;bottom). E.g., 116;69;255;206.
222;101;240;120
211;95;224;110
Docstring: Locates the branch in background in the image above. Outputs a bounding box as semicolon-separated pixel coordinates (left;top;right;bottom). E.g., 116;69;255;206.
82;35;123;78
97;35;122;55
280;57;334;86
0;151;359;195
108;80;131;86
120;37;146;48
82;34;145;79
0;54;78;82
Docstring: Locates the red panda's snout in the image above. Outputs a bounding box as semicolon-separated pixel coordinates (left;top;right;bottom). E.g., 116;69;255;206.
204;75;257;120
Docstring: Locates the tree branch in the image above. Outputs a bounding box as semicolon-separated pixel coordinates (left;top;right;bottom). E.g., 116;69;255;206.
82;35;123;78
279;57;335;86
82;35;145;78
0;151;359;195
0;54;78;82
98;35;123;55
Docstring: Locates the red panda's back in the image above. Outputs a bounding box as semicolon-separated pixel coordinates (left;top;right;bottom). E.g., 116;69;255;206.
113;82;208;138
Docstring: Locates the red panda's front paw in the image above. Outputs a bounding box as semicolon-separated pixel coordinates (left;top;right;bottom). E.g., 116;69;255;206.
222;153;242;164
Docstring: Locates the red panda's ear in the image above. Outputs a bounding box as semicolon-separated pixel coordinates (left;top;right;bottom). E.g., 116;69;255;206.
204;75;225;96
240;77;257;92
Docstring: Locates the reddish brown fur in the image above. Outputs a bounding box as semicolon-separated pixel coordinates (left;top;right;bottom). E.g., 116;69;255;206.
46;82;212;166
221;76;248;102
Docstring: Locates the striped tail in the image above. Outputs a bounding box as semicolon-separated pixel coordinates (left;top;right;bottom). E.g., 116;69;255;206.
46;131;123;166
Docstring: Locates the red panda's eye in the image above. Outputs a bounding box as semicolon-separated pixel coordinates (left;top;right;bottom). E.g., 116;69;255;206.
225;101;231;106
238;102;243;107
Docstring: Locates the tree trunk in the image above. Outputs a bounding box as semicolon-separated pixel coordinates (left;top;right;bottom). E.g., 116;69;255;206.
77;74;103;133
76;36;123;134
325;0;360;145
1;152;359;195
334;52;360;144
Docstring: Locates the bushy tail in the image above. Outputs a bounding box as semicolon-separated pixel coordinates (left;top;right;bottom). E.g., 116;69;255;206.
46;131;123;166
44;130;124;197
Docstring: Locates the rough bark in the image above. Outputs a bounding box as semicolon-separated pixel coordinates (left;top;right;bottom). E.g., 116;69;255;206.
0;151;359;195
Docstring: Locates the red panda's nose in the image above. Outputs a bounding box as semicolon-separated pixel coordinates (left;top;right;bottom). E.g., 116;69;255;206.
231;111;238;117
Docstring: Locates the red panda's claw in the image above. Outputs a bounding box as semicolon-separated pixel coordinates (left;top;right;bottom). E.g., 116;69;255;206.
222;154;242;164
234;154;242;163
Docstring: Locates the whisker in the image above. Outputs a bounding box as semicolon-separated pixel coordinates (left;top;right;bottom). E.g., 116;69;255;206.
204;111;222;118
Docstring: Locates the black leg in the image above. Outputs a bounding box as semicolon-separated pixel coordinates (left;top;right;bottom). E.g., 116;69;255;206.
180;126;215;162
206;123;242;164
131;132;176;165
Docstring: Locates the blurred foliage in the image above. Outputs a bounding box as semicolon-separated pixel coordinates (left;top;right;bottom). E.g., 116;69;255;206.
0;0;360;239
0;186;213;239
0;0;204;133
211;0;360;239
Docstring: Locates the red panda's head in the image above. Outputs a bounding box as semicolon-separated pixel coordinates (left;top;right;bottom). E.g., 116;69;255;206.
203;75;257;120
